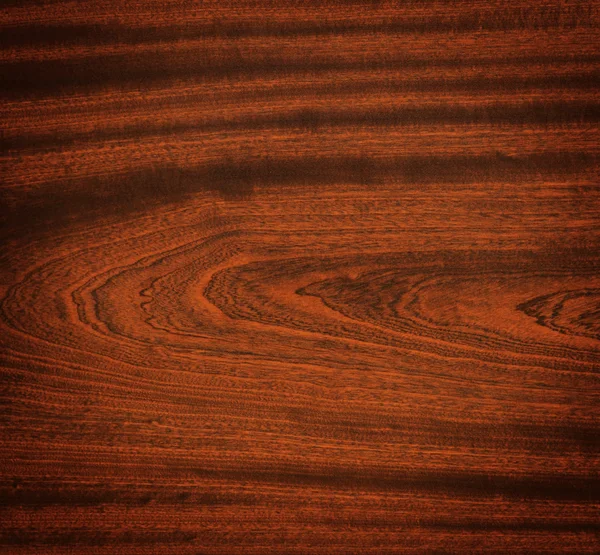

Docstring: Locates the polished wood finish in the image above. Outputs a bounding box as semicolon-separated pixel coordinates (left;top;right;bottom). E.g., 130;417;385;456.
1;1;599;553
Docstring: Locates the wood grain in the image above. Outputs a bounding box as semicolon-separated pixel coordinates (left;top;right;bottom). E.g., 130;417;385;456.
1;1;599;553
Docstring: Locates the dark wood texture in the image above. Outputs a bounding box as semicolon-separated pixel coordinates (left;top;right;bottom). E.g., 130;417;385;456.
1;1;600;553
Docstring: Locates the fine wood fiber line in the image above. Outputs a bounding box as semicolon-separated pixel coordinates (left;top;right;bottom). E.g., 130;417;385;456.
1;1;599;553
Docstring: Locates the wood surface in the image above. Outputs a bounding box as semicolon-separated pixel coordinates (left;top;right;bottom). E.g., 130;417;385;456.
1;1;600;553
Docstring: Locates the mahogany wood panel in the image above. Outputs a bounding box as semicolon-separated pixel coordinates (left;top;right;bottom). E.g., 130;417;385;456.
1;1;600;553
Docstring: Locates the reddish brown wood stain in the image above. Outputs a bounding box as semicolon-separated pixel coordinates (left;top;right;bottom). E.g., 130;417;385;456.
1;1;599;553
